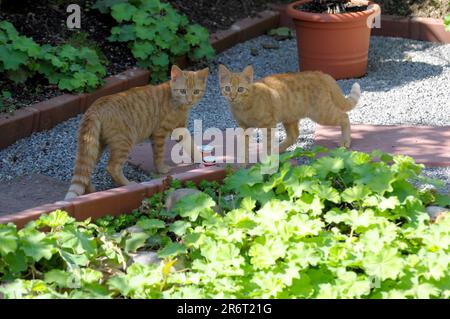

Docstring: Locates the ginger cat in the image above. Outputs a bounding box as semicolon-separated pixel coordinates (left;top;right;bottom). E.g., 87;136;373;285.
65;65;208;200
218;65;360;161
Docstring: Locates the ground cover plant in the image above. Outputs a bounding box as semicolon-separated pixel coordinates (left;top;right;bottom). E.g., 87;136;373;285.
0;21;107;92
0;147;449;299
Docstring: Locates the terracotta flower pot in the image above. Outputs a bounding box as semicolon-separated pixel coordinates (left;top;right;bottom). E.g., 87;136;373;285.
286;0;381;79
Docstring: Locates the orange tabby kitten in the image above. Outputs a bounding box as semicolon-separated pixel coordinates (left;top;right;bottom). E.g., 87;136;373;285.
64;65;208;200
218;65;360;161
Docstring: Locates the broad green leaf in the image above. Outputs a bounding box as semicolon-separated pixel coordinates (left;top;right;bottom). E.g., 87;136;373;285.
125;232;149;253
0;224;18;256
111;3;137;22
173;192;216;222
19;229;55;262
362;248;404;281
157;242;186;258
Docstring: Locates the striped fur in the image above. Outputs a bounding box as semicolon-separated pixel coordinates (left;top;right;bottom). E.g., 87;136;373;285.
218;65;361;157
65;65;208;200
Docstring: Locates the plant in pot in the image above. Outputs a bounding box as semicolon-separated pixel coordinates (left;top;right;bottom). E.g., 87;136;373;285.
286;0;381;79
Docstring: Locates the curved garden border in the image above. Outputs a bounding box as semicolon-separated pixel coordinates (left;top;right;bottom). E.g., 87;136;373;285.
1;5;449;227
0;166;227;228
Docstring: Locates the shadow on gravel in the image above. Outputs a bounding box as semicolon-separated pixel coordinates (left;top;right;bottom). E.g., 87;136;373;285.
360;37;447;92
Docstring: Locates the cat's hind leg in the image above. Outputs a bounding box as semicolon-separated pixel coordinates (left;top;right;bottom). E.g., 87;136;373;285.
279;122;299;153
86;144;105;194
107;141;133;186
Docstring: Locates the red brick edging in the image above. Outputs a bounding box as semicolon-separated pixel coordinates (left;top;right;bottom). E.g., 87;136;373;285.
0;69;150;149
0;167;227;228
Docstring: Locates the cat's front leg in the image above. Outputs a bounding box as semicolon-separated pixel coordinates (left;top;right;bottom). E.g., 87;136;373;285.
152;134;172;174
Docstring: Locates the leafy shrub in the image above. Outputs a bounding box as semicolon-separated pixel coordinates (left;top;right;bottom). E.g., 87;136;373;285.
36;44;106;92
0;21;106;92
0;21;40;83
98;0;215;82
0;148;449;299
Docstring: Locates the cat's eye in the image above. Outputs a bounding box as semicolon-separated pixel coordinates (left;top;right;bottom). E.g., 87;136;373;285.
193;89;200;95
237;87;245;93
224;86;231;92
180;89;187;94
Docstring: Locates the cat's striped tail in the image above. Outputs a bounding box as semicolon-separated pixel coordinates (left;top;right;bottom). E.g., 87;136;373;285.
64;113;101;200
331;81;361;112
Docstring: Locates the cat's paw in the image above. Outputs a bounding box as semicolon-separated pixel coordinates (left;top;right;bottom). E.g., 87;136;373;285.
155;164;172;174
340;139;351;148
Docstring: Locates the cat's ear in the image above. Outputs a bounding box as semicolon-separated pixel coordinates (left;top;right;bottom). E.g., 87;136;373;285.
242;65;253;83
171;65;184;82
218;64;230;83
197;67;209;82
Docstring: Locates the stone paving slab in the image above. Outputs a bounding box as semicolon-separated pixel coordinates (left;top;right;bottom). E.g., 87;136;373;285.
130;125;450;175
315;124;450;166
0;174;69;215
128;135;261;174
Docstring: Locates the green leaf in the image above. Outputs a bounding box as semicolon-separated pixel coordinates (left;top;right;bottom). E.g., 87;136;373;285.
0;46;29;69
109;25;135;42
311;184;340;204
173;192;216;222
58;226;96;256
125;232;149;253
111;3;138;22
224;168;264;191
169;221;191;237
19;229;55;262
151;51;169;67
435;193;450;207
313;156;344;178
44;269;71;288
131;41;155;60
353;163;394;194
445;14;450;31
341;185;371;203
362;248;404;281
240;197;256;211
136;218;165;231
157;242;186;258
3;250;27;273
0;224;18;256
37;210;75;229
12;36;40;56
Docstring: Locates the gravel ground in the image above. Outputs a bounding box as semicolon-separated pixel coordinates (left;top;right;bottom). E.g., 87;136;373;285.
0;35;449;194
